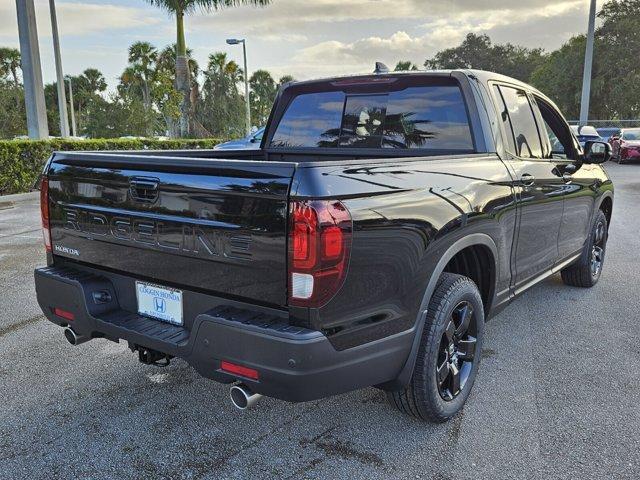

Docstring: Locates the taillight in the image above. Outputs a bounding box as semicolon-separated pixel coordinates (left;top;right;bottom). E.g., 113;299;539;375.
288;200;352;307
40;177;51;252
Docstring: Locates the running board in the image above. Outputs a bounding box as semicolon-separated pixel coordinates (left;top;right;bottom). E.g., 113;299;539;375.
513;253;581;297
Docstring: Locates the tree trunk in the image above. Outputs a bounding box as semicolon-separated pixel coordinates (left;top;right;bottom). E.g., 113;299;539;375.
175;11;191;138
142;79;150;111
11;67;20;108
142;78;153;137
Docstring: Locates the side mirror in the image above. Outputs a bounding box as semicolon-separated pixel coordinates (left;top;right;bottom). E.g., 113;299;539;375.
584;140;612;164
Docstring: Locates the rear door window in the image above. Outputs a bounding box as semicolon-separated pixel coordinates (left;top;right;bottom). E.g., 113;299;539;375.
270;84;473;151
496;85;543;159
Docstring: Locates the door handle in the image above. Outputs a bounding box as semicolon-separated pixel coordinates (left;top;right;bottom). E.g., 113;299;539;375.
520;173;535;187
562;173;573;184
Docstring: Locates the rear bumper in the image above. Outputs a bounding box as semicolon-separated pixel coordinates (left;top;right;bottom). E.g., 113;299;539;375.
34;265;413;402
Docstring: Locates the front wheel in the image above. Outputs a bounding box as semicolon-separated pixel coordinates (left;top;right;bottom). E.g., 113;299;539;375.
561;210;608;287
386;273;484;422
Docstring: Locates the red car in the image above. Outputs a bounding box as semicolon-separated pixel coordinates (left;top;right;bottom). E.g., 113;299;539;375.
610;128;640;163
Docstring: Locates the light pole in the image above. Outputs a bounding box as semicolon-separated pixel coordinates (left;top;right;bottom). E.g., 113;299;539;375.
66;76;77;137
15;0;49;139
579;0;597;126
227;38;251;135
49;0;70;137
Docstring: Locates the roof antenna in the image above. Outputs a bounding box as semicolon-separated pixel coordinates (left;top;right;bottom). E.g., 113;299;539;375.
374;62;389;74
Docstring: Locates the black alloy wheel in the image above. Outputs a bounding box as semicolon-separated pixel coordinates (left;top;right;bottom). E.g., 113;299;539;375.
561;209;608;288
386;273;484;422
590;219;606;278
436;301;477;401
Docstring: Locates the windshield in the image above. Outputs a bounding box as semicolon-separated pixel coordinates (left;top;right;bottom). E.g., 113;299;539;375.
622;129;640;140
271;82;473;151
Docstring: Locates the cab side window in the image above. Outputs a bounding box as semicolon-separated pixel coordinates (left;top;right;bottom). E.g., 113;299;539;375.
495;85;543;159
532;96;578;160
493;85;517;155
541;119;566;158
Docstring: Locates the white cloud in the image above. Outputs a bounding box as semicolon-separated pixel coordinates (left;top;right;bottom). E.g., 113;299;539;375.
188;0;589;40
0;0;609;92
0;1;160;39
280;0;599;79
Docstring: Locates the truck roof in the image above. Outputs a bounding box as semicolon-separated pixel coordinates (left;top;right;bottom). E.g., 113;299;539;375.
289;68;529;89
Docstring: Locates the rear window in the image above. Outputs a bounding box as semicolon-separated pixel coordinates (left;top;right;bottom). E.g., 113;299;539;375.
270;85;473;150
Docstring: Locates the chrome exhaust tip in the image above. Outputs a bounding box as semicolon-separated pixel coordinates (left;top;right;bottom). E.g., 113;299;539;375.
63;327;89;346
230;383;263;410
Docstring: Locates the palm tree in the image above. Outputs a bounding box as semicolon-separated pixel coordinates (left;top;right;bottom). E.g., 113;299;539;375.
0;47;21;87
72;68;107;132
119;66;145;100
249;69;276;126
143;0;271;137
128;41;158;111
278;75;295;86
0;47;22;107
207;52;243;88
394;61;419;72
198;51;244;136
82;68;108;94
157;44;198;81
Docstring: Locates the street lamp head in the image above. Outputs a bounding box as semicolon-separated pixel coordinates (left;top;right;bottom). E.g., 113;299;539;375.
226;38;243;45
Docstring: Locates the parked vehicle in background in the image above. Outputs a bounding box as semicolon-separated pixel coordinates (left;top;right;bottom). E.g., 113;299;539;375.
570;125;602;147
34;70;613;423
596;127;621;142
610;128;640;163
213;127;265;150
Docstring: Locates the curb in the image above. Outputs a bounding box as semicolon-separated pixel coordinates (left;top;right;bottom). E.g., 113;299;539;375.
0;191;40;203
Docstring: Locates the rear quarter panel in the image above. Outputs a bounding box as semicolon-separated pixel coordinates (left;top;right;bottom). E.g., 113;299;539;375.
292;154;517;350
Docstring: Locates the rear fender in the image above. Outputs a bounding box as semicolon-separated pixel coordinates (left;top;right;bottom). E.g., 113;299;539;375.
379;233;498;391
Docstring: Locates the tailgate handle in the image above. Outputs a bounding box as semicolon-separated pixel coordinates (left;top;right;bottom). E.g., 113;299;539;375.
129;177;159;203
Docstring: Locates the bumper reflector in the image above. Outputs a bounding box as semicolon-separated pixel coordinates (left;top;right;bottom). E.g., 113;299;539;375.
53;307;75;321
221;361;259;380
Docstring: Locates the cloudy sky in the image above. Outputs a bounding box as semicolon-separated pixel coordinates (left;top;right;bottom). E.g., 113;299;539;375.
1;0;605;90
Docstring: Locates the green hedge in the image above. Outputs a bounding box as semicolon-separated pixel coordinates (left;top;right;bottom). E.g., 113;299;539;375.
0;138;223;196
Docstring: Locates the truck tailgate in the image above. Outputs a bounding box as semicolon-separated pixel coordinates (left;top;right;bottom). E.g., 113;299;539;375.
46;152;296;307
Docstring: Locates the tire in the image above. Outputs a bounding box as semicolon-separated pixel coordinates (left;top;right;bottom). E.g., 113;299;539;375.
560;210;608;288
386;273;484;422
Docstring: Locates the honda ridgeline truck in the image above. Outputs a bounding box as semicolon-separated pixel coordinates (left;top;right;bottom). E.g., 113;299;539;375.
35;69;613;421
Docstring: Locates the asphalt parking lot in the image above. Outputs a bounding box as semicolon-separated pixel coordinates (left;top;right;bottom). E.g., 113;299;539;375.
1;162;639;480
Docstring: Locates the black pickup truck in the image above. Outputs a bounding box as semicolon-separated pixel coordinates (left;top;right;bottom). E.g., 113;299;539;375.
35;70;613;422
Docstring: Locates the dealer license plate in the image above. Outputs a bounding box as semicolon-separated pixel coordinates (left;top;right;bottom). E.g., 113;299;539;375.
136;281;183;326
